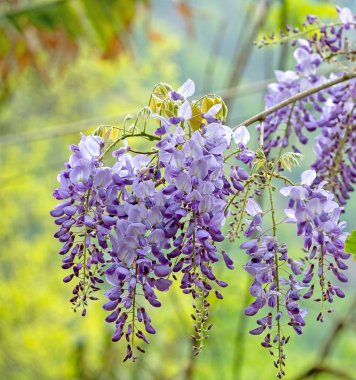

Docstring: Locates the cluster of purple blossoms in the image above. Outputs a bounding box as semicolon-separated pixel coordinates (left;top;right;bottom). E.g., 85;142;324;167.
226;126;257;241
311;85;356;206
262;7;355;202
51;47;353;374
240;196;306;378
51;134;115;314
239;170;351;376
102;85;238;356
102;150;175;360
242;232;306;335
280;170;350;320
153;93;236;307
51;79;239;359
229;126;252;191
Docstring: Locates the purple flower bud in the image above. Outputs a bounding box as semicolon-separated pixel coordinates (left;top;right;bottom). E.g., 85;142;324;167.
154;279;172;291
222;250;234;270
249;325;266;335
105;309;120;323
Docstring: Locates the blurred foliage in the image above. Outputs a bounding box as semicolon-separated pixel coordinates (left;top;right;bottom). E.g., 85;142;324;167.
0;0;195;105
1;1;356;379
0;0;148;102
265;0;337;30
0;32;183;380
345;230;356;260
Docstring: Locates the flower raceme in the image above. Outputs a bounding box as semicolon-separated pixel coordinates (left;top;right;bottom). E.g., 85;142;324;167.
51;135;113;314
51;85;245;359
280;170;350;321
262;8;356;204
51;10;355;374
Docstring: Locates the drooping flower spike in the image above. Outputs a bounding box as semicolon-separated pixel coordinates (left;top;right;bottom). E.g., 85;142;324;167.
51;8;355;375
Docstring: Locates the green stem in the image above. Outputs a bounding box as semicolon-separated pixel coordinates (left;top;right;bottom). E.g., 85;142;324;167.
271;102;296;175
131;262;138;351
128;149;158;155
264;22;348;46
272;173;295;186
235;183;251;229
82;189;91;301
100;132;160;160
327;108;354;191
268;184;282;374
224;148;242;162
320;245;325;320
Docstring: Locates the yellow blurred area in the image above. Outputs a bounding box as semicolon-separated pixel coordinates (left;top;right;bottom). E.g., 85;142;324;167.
1;1;356;380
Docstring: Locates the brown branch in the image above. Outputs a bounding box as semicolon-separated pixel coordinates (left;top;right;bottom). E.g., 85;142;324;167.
234;72;356;130
293;365;356;380
292;295;356;380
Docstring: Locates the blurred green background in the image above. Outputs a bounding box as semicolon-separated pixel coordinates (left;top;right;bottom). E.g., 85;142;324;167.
1;1;356;379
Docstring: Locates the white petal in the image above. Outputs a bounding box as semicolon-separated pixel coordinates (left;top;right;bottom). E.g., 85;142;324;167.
301;170;316;186
222;125;232;146
152;113;170;126
204;123;222;138
133;154;150;171
178;100;192;120
206;103;222;117
275;70;299;84
233;125;250;146
78;134;102;159
338;7;354;24
284;208;297;223
177;78;195;98
280;186;292;197
293;47;309;64
245;198;262;216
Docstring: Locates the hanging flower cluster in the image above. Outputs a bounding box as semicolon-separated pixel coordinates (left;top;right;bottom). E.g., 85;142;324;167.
50;135;113;314
280;170;350;320
51;6;355;378
262;8;356;205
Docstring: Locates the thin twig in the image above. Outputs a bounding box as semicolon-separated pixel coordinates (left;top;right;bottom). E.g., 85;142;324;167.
292;295;356;380
234;72;356;130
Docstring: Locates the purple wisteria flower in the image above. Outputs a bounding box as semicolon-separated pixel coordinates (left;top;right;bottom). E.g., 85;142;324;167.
311;82;356;205
262;8;356;203
153;109;235;301
240;206;305;379
100;148;176;359
51;56;354;375
169;78;195;101
242;235;306;334
280;170;351;320
51;134;114;314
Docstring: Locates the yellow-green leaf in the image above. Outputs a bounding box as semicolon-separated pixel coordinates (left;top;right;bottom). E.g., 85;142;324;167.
345;230;356;260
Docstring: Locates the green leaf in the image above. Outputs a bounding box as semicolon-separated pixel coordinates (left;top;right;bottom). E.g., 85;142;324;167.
345;230;356;260
148;82;174;114
93;125;119;143
123;106;153;134
279;152;303;172
254;149;266;170
188;95;227;131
